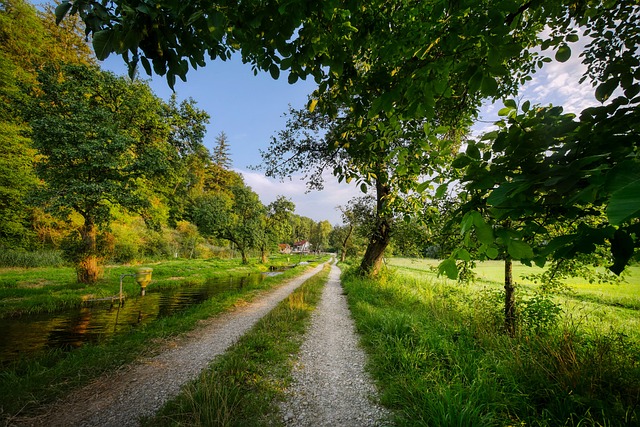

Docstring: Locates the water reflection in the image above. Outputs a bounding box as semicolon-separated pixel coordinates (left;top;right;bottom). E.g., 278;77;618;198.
0;273;265;365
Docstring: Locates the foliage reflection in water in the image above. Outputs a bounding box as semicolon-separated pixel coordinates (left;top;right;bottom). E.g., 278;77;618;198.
0;273;268;365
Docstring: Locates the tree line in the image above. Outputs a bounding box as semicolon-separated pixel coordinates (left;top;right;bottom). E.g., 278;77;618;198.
0;0;335;282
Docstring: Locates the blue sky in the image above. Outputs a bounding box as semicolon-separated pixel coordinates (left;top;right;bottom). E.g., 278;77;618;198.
101;38;598;225
102;55;363;225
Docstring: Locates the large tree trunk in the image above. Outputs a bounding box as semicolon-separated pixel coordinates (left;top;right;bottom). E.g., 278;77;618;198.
240;247;249;264
504;256;516;336
359;180;392;276
261;246;268;264
77;218;101;284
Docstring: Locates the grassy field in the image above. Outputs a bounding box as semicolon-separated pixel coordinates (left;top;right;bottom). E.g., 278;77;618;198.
341;258;640;426
387;258;640;337
0;255;327;422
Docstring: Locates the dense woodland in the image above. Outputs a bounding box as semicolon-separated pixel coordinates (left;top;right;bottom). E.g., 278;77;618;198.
0;0;344;281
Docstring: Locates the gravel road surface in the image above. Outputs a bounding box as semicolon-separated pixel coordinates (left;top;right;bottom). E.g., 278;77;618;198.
281;263;391;426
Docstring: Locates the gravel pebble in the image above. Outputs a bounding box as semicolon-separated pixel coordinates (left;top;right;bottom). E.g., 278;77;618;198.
281;263;392;426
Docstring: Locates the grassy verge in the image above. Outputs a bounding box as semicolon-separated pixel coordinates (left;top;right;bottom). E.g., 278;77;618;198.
341;264;640;426
0;259;325;422
0;255;326;318
143;263;331;427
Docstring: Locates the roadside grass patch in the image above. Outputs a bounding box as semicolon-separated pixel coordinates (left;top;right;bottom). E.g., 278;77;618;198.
144;264;330;427
0;260;324;422
341;265;640;426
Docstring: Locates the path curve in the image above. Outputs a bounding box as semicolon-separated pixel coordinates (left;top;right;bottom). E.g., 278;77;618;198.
281;263;391;426
13;263;326;427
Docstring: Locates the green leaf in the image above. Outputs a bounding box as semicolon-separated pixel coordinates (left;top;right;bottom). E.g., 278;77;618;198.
461;211;475;234
610;229;634;275
566;34;579;43
269;64;280;79
607;179;640;225
521;100;530;112
140;56;152;76
472;214;494;245
503;99;517;109
468;70;484;95
360;183;367;193
595;78;618;102
451;154;471;169
555;44;571;62
417;181;430;193
507;239;534;260
455;248;471;261
466;143;481;160
486;246;499;259
438;258;458;280
435;183;448;198
55;1;72;25
481;76;498;97
498;107;513;116
92;30;114;60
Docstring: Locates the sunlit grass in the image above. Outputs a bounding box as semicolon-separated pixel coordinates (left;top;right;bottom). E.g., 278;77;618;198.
344;260;640;426
387;258;640;339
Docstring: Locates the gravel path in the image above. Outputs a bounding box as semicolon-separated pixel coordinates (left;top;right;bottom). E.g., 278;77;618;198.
281;263;391;426
13;264;326;427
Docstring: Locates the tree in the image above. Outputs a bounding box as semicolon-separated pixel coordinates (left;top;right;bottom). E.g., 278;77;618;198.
447;99;639;334
64;0;639;275
212;131;232;169
328;225;353;262
256;196;295;263
309;220;332;253
29;64;188;282
0;122;37;246
0;0;96;248
289;215;315;243
192;183;265;264
261;104;460;276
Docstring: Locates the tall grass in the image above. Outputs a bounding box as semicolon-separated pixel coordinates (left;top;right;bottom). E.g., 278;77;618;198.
342;266;640;426
0;249;65;268
145;264;330;427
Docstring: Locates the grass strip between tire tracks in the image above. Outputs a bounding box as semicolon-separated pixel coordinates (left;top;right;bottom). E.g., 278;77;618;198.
143;263;331;427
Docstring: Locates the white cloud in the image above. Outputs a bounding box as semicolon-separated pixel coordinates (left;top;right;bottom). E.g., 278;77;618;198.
474;40;599;136
238;169;362;225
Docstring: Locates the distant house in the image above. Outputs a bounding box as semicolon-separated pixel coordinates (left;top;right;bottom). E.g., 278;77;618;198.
292;240;311;253
278;243;291;254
